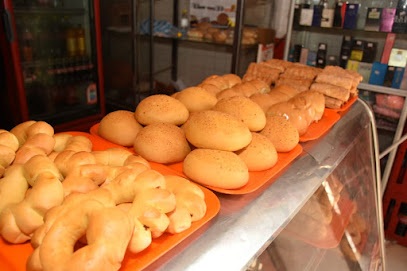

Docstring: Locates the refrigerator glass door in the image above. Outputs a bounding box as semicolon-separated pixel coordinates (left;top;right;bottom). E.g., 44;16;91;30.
12;0;101;126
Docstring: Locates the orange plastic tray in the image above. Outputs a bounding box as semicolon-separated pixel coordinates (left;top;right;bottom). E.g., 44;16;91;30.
0;132;220;271
162;144;303;195
283;196;355;249
326;95;358;114
299;110;341;142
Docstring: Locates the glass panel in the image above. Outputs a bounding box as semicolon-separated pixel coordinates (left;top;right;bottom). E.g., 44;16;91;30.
12;0;101;126
253;128;383;271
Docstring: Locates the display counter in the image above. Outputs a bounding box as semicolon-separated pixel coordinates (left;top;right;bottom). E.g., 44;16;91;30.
145;100;385;271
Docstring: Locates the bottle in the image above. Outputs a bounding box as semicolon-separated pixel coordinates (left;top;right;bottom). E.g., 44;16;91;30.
21;24;33;62
180;9;189;35
76;24;86;56
66;24;77;57
321;0;335;28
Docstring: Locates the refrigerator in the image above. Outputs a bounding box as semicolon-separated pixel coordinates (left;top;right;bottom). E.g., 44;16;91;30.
0;0;105;132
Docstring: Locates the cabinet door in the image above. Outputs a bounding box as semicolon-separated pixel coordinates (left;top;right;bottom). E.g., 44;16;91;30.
2;0;105;130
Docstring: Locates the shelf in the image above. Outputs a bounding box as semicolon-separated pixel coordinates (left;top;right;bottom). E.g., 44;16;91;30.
13;7;85;16
293;25;407;38
358;83;407;97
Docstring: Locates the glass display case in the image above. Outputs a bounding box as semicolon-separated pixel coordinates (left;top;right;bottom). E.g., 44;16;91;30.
140;101;385;271
0;0;105;132
282;0;407;197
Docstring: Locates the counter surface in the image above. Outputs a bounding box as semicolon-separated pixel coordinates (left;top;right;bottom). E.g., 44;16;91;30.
145;102;371;271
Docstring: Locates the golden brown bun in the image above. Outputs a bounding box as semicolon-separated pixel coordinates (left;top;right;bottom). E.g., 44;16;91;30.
98;110;143;147
216;87;245;100
201;75;229;90
135;94;189;125
266;102;311;136
235;82;260;97
272;84;300;98
250;93;279;113
183;148;249;189
187;29;204;39
175;87;218;113
213;31;227;43
221;74;242;88
247;79;271;94
134;123;191;164
183;110;252;151
260;115;299;152
294;90;325;121
236;133;277;171
213;96;266;132
198;84;222;97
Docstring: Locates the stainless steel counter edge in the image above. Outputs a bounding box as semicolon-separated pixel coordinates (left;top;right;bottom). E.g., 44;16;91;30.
146;101;372;271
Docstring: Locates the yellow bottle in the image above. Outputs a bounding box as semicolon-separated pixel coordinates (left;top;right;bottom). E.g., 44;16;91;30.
66;27;77;57
76;24;86;56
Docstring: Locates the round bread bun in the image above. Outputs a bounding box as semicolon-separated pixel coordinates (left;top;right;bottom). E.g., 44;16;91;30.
236;132;277;171
198;84;222;97
201;75;229;90
183;148;249;189
260;115;299;152
216;87;245;100
273;84;299;99
135;94;189;126
266;102;311;136
288;95;316;125
134;123;191;164
175;87;218;113
183;110;252;151
213;96;266;132
98;110;143;147
295;90;325;121
239;81;261;97
247;79;271;94
221;74;242;88
267;89;292;104
250;93;281;113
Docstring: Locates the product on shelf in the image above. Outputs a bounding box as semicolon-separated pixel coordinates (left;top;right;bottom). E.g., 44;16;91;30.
243;62;282;85
133;123;191;164
174;86;218;112
98;110;143;147
183;148;249;189
260;115;299;153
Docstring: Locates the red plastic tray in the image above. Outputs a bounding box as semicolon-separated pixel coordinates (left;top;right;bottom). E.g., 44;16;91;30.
0;133;220;271
283;196;355;249
300;110;341;142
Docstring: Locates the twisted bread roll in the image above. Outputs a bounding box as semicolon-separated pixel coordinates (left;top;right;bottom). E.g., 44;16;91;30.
164;175;206;234
0;130;19;177
11;121;55;165
0;155;63;243
28;200;132;271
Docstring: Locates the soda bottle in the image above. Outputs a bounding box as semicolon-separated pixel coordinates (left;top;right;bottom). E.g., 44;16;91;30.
76;24;86;56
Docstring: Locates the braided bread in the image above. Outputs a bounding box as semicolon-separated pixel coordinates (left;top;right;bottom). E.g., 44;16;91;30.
0;155;63;243
0;130;19;177
11;121;55;165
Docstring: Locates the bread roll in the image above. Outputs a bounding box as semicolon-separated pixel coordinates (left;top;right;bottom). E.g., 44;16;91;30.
266;102;311;136
183;110;252;151
221;74;242;88
98;110;143;147
294;90;325;121
250;93;280;112
260;115;299;152
310;82;350;102
135;94;189;125
175;87;218;113
183;148;249;189
236;133;277;171
201;75;229;90
247;79;271;94
213;96;266;132
216;87;245;100
134;123;191;164
199;84;222;97
272;84;300;99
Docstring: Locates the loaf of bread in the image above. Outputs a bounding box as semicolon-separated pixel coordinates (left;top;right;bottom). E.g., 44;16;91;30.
174;87;218;113
310;82;350;102
98;110;143;147
260;115;299;152
183;148;249;189
236;133;278;171
201;75;229;90
135;94;189;125
183;110;252;151
134;123;191;164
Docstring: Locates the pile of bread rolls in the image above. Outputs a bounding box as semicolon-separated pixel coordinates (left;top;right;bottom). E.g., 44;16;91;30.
243;59;362;109
98;71;330;190
0;120;207;270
